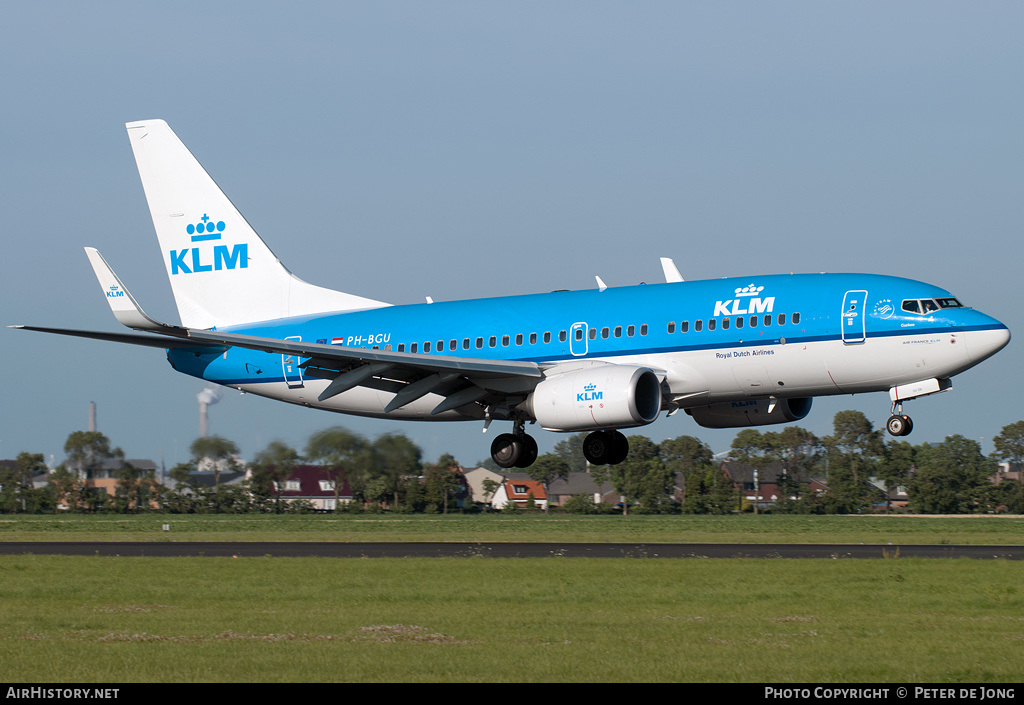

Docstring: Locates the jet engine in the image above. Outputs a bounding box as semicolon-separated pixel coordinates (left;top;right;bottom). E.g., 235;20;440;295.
525;364;662;432
686;397;812;429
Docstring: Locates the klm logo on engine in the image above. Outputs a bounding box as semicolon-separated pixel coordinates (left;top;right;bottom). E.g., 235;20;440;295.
169;214;248;275
577;382;603;402
713;284;775;317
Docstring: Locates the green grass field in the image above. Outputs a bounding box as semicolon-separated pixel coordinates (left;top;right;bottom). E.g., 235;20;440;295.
2;515;1022;682
2;513;1024;544
1;555;1022;682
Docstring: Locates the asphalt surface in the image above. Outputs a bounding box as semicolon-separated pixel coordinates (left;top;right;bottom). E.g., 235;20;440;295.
0;541;1022;559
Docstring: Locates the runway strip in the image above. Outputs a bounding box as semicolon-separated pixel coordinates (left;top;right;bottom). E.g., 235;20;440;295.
0;542;1022;559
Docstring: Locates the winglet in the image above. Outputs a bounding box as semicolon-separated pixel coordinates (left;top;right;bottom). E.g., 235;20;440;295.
660;257;683;283
84;247;181;333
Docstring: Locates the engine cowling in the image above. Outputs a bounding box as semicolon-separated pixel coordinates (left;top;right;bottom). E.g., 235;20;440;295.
525;364;662;432
686;397;812;429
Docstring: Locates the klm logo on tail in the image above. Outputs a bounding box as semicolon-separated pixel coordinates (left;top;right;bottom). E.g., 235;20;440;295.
169;214;248;275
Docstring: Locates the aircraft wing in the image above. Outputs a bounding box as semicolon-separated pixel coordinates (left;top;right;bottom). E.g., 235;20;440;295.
9;325;223;351
14;248;545;412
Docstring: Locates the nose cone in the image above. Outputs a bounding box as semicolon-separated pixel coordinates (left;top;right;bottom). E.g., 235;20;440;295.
966;323;1011;363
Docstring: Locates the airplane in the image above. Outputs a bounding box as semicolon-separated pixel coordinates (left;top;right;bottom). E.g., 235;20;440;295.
13;119;1011;469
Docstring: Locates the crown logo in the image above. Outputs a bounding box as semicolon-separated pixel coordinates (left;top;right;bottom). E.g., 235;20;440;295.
187;214;225;242
584;383;597;392
734;284;765;298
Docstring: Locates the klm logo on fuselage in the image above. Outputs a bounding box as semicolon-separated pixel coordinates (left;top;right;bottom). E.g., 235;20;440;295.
577;383;603;402
713;284;775;317
169;214;248;275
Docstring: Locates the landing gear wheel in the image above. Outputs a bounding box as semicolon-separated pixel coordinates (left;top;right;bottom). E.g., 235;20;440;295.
490;432;539;469
491;433;522;469
514;434;538;468
886;415;913;437
583;430;631;465
608;430;629;465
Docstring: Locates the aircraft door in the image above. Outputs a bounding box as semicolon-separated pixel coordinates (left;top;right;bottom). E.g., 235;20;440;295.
570;322;589;357
841;291;867;344
282;336;305;388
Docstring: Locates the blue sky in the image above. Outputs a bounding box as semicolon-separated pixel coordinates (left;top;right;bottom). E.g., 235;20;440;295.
2;2;1022;469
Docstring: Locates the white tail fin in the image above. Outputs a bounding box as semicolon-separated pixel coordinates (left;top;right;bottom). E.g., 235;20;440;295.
126;119;389;329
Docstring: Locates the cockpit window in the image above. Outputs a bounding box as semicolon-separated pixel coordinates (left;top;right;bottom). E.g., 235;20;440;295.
902;297;965;315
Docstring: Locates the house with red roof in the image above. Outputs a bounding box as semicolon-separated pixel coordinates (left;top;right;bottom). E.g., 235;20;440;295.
491;476;548;510
268;465;353;511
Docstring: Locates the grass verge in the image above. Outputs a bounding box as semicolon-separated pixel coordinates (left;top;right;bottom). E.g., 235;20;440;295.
2;513;1024;544
1;555;1022;682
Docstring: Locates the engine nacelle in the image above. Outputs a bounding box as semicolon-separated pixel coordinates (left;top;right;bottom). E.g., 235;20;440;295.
686;397;812;429
525;365;662;432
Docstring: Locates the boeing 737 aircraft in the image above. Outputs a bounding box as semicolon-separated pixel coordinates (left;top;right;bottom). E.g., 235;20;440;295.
14;120;1011;468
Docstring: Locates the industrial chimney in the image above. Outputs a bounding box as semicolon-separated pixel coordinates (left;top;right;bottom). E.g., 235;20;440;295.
197;388;221;438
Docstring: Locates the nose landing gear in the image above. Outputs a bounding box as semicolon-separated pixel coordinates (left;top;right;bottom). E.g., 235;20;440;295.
886;401;913;437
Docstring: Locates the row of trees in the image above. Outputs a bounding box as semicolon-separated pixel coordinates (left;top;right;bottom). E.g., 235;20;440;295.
505;412;1024;515
3;414;1023;515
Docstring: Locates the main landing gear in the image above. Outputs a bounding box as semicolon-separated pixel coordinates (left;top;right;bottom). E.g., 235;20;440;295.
488;423;632;469
490;418;538;469
582;429;630;465
886;401;914;437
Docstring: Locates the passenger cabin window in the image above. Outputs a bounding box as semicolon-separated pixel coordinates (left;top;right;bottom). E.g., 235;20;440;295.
721;318;730;330
735;317;743;329
792;312;801;325
614;326;622;338
708;319;716;331
750;315;757;328
602;327;610;338
463;338;470;350
694;320;702;332
559;331;567;343
530;333;537;344
764;314;772;327
516;333;523;345
476;337;483;349
502;335;510;347
640;324;648;336
627;325;635;337
543;332;551;344
777;313;786;326
449;339;456;351
424;341;431;353
489;336;496;348
667;322;675;334
680;321;689;333
574;328;583;341
411;343;418;353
